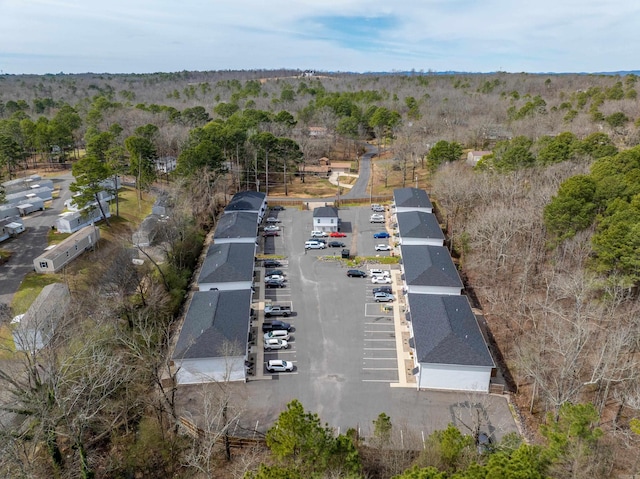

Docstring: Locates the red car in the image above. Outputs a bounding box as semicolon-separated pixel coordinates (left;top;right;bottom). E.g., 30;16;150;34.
330;231;346;237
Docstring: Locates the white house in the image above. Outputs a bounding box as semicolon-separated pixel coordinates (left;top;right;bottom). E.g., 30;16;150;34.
56;201;110;233
400;244;463;295
16;198;45;216
33;225;100;273
12;283;70;352
396;211;445;246
406;293;494;392
155;156;177;173
5;186;53;205
172;289;252;384
312;206;340;233
197;242;256;291
393;187;433;214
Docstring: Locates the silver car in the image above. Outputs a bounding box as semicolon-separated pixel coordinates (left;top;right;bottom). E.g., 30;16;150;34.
264;338;289;350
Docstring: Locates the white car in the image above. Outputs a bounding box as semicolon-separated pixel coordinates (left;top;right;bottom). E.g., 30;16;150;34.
311;230;328;237
266;217;281;223
370;214;385;223
372;205;385;212
266;359;294;372
264;338;289;350
264;225;281;232
369;269;390;277
264;330;290;341
375;244;391;251
371;275;392;284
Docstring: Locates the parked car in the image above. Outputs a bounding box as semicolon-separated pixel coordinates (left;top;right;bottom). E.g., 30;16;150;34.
264;330;290;341
371;203;381;210
270;205;285;211
263;305;291;317
374;292;394;302
372;205;385;212
373;286;393;295
369;269;390;277
263;259;281;268
305;240;326;249
375;244;391;251
266;217;281;223
370;214;385;223
328;241;345;248
373;231;390;239
347;269;367;277
263;338;289;350
265;269;284;277
262;319;292;332
311;230;328;237
265;274;285;282
263;230;279;237
329;231;347;237
265;278;286;288
371;275;392;284
307;238;327;244
264;225;281;232
266;359;294;372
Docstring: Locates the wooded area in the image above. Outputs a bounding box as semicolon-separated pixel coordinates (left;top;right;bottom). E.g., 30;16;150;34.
1;69;640;477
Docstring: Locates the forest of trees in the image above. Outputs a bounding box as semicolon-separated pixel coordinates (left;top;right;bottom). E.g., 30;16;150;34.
1;69;640;477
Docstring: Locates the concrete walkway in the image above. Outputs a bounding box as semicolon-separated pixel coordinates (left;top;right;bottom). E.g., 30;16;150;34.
327;171;358;189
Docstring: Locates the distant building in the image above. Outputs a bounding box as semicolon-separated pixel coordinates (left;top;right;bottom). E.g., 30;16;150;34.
312;206;340;233
155;156;177;173
466;151;492;167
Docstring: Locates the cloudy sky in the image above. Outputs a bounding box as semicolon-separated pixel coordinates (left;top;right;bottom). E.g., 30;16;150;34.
1;0;639;75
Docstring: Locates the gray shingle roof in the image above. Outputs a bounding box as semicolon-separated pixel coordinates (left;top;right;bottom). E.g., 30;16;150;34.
401;245;463;288
393;187;433;209
407;293;494;367
213;211;258;240
224;191;266;213
397;211;444;241
198;242;256;284
173;289;252;359
313;206;339;218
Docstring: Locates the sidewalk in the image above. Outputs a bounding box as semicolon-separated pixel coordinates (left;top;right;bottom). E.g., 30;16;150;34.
390;270;417;388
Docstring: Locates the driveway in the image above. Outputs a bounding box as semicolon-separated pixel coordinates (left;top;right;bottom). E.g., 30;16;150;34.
0;172;74;309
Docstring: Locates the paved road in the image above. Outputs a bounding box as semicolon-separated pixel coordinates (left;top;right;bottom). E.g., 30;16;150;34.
343;143;377;199
0;172;74;309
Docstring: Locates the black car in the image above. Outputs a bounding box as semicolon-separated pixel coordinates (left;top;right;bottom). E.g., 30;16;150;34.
328;241;345;248
263;259;281;268
265;279;285;288
262;320;292;332
347;269;367;277
266;269;284;276
270;205;285;211
373;286;393;295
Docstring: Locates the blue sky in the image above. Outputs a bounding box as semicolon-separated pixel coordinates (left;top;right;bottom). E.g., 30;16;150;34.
1;0;639;75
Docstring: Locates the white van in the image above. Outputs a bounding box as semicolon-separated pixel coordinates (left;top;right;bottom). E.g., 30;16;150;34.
305;240;326;249
311;230;328;237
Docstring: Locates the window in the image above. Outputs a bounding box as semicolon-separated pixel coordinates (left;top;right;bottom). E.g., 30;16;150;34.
316;218;320;224
39;261;48;269
330;218;334;223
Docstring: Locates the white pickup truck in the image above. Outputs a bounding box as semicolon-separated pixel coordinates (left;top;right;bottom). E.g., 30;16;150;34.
264;304;292;317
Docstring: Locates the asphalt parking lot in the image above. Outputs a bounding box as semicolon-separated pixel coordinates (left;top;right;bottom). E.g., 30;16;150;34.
178;204;519;443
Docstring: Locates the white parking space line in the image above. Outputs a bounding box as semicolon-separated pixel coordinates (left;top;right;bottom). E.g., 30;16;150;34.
362;379;399;383
363;367;398;370
364;347;396;350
